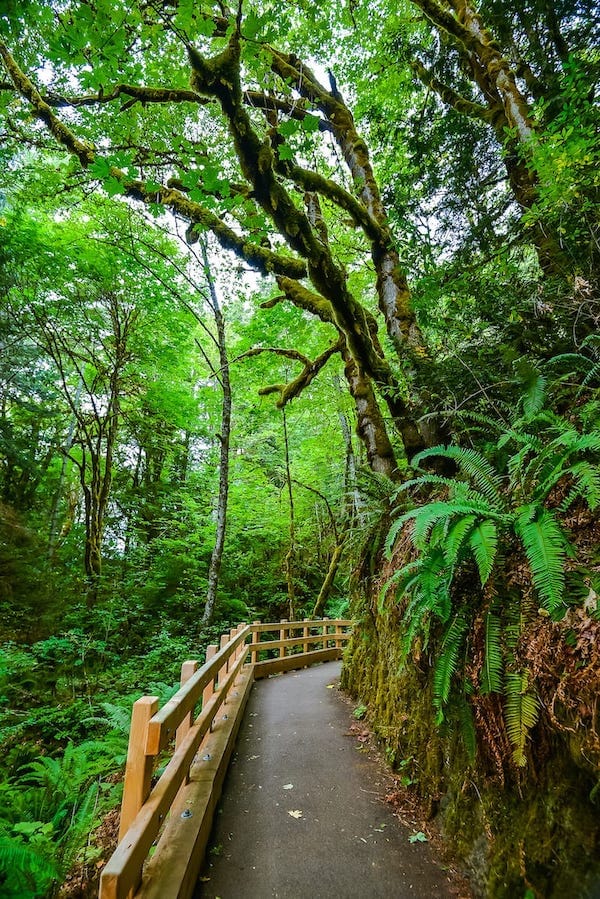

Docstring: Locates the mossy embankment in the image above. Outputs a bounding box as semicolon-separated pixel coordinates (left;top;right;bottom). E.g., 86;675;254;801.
341;588;600;898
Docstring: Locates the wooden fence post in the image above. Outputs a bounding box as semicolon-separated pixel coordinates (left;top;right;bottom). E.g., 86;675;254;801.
202;645;218;707
203;644;218;733
335;620;343;649
119;695;159;842
323;617;329;649
279;619;288;659
237;622;246;659
251;620;260;665
176;661;198;789
303;617;309;654
217;632;230;687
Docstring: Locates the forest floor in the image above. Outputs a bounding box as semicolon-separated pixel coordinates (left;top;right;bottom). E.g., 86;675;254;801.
197;661;472;898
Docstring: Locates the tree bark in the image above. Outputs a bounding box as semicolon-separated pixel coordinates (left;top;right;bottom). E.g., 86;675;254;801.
0;35;430;468
282;406;296;621
201;240;232;626
312;541;345;618
47;379;82;560
342;349;400;481
411;0;568;275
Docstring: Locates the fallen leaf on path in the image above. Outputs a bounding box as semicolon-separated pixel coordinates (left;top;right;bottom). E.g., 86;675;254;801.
326;684;335;689
283;783;294;790
288;809;303;819
409;831;428;843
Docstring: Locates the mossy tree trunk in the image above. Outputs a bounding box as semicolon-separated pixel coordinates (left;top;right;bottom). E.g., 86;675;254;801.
0;37;434;470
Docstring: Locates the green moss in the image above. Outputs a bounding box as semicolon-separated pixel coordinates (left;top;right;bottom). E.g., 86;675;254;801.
342;606;600;897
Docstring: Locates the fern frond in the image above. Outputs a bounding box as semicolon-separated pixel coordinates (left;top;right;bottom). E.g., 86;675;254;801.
504;671;539;767
415;549;452;621
400;552;453;653
99;702;133;735
392;474;460;499
379;560;422;608
500;428;543;459
544;352;593;374
547;430;600;456
559;461;600;512
452;410;504;436
481;612;503;694
0;837;59;895
534;436;600;500
411;503;455;548
418;500;501;548
580;334;600;353
433;613;468;711
412;445;504;506
469;520;498;585
385;504;453;553
581;360;600;388
445;515;476;568
384;514;410;556
522;371;547;420
514;507;568;612
400;591;434;656
514;358;544;411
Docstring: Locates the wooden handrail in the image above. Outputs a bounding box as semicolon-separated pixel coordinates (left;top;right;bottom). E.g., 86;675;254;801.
99;617;353;899
251;633;348;652
249;617;351;632
145;625;251;755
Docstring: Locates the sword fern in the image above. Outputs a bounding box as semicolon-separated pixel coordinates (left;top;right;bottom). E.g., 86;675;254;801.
384;402;600;724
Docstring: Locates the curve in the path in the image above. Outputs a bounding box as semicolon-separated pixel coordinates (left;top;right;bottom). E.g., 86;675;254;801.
196;661;455;899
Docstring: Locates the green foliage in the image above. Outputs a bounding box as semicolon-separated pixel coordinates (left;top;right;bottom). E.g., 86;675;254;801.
0;738;122;897
481;612;503;695
353;704;368;720
383;386;600;765
504;672;540;768
0;2;598;892
513;507;568;613
433;613;468;717
0;837;59;899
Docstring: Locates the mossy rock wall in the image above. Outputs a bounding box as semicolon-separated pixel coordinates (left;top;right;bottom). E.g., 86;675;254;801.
341;606;600;898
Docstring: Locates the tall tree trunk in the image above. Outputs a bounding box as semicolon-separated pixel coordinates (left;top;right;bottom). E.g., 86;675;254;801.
342;350;400;481
412;0;568;276
336;397;363;522
282;406;296;622
201;240;232;626
83;476;103;607
312;540;345;618
47;379;82;560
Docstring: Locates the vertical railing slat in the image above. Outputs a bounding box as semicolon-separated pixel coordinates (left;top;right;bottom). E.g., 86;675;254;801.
176;660;199;790
251;620;260;664
118;695;159;843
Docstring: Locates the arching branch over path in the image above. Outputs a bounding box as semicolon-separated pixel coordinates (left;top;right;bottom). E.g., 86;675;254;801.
0;7;436;469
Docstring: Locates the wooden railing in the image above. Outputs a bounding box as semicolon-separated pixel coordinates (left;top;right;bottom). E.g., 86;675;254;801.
99;618;353;899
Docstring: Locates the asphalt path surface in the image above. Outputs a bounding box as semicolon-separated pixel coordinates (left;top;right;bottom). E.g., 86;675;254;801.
196;661;455;899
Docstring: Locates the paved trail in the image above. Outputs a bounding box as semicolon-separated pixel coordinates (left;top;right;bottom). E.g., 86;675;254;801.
196;661;456;899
